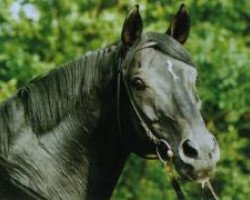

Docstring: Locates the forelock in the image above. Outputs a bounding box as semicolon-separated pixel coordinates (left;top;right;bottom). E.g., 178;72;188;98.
137;32;195;67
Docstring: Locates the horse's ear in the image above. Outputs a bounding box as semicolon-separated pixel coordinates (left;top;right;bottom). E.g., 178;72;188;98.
121;5;143;47
166;4;191;45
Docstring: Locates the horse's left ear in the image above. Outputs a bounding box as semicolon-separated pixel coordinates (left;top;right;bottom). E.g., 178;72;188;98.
166;4;191;45
121;5;143;47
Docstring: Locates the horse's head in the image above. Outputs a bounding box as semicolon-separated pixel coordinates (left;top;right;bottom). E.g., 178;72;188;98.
119;5;220;183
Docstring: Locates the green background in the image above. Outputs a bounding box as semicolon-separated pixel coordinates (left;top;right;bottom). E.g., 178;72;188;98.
0;0;249;199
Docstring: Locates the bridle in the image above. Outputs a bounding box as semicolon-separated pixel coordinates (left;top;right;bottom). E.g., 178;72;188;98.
116;43;219;200
116;44;185;200
116;46;171;157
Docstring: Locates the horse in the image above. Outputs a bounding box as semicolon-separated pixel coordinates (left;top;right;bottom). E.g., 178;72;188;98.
0;4;220;200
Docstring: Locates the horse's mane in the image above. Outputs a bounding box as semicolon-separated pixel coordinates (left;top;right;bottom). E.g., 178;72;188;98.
0;44;121;137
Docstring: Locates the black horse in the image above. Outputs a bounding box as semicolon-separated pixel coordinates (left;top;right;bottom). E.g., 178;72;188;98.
0;4;220;200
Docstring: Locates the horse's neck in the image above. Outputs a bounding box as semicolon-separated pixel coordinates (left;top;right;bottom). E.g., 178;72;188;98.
81;45;130;199
85;117;129;199
0;44;130;199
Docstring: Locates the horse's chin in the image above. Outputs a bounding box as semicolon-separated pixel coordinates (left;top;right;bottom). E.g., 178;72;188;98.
174;160;214;183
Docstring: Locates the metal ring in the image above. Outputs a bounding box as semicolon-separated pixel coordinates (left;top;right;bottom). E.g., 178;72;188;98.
156;139;173;163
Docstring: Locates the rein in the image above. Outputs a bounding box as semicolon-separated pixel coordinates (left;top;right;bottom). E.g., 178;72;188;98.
116;46;185;200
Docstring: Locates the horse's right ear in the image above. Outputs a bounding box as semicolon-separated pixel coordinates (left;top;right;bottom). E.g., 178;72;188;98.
121;5;143;47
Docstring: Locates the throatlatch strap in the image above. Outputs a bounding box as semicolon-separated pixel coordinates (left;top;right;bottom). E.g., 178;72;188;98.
116;61;124;144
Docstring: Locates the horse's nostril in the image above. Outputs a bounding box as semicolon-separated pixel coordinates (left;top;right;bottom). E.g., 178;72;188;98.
182;139;199;159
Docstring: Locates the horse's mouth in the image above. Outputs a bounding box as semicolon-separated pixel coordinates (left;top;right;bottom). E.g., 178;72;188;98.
179;166;213;183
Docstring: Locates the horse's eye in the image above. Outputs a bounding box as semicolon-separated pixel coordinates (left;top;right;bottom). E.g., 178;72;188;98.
131;77;145;91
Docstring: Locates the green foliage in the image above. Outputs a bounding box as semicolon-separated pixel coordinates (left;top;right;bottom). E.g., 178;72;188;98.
0;0;249;199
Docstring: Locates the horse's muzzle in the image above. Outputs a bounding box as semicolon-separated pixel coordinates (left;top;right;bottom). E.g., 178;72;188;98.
178;133;220;181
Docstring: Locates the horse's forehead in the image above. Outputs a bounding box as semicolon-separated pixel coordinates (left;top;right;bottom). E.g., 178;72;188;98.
135;48;197;83
168;59;197;83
